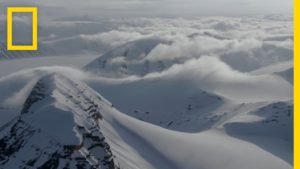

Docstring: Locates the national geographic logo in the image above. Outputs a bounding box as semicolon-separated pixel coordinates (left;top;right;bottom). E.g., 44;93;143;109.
7;7;38;51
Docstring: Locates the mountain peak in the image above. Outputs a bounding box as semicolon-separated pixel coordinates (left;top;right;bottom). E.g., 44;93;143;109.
0;73;116;169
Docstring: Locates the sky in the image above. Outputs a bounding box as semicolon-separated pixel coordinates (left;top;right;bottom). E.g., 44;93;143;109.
1;0;293;17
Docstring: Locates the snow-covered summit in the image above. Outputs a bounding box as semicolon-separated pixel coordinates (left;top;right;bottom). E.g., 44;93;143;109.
84;38;180;78
0;74;115;169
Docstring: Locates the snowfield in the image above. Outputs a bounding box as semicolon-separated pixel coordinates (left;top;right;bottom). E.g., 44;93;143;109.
0;15;293;169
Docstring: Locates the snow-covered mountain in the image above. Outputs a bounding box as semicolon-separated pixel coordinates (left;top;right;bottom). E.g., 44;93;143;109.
85;38;175;77
250;60;293;84
0;71;293;169
0;74;115;169
83;37;292;132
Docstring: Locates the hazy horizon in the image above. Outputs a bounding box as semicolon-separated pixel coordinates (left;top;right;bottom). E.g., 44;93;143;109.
0;0;293;18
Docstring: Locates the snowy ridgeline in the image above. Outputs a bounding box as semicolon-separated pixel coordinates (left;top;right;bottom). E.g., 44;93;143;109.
0;72;293;169
0;74;115;169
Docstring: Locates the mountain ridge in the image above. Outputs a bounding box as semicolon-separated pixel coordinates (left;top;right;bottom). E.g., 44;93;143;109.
0;73;116;169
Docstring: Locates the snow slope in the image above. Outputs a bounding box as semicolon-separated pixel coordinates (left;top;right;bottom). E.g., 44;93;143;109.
0;71;293;169
105;114;292;169
250;60;293;84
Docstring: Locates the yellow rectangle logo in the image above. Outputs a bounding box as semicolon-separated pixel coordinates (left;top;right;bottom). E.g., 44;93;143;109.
7;7;38;51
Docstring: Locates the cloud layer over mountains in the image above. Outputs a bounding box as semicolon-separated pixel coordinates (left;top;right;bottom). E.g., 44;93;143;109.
0;16;293;106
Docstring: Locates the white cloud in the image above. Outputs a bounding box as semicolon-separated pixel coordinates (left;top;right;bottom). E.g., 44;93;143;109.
144;35;231;61
139;56;292;102
80;30;144;48
0;16;293;105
